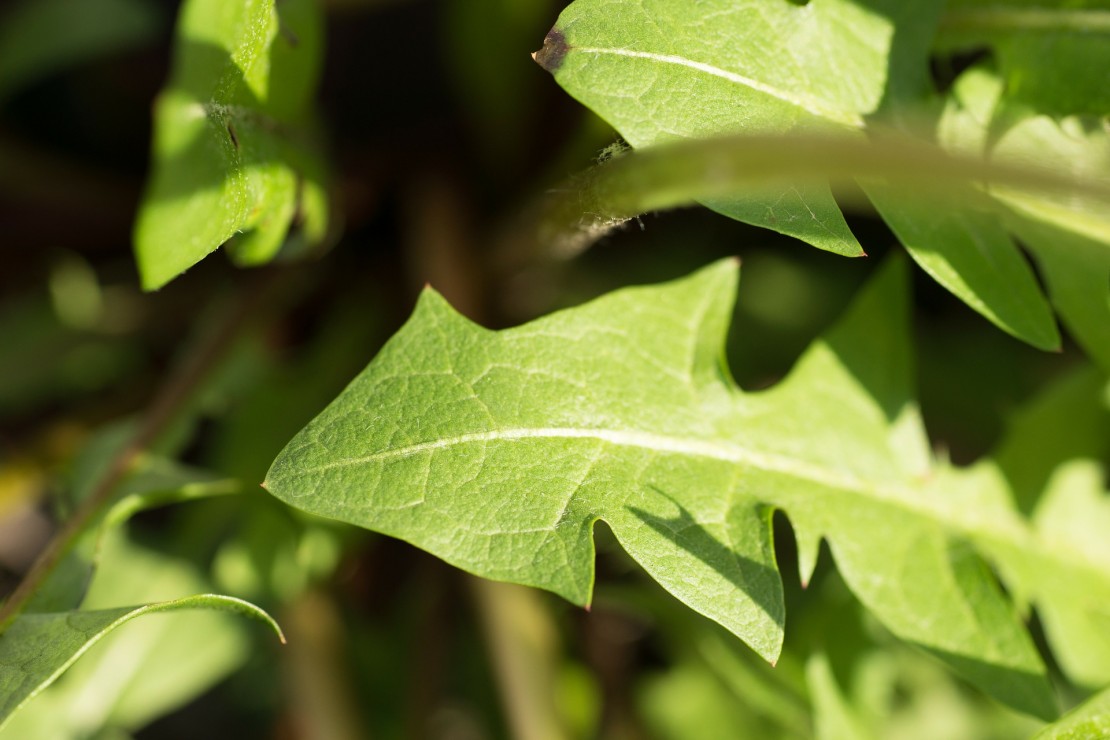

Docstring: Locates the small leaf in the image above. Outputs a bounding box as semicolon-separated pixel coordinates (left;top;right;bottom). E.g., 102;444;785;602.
0;530;265;737
28;432;241;615
0;594;283;731
133;0;327;290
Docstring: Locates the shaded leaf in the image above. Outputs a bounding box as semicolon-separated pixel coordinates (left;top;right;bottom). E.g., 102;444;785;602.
27;423;241;614
937;0;1110;117
863;181;1058;350
0;593;282;731
0;531;260;738
1019;223;1110;371
807;653;871;740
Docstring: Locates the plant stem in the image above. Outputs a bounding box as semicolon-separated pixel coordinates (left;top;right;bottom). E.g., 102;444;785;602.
0;269;280;632
518;131;1110;260
470;578;566;740
281;589;366;739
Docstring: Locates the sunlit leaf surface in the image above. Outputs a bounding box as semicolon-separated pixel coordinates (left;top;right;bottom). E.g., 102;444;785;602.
268;260;1110;717
536;0;1109;354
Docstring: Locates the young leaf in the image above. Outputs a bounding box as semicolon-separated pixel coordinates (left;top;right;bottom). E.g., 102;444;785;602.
0;594;283;731
264;258;1107;717
132;0;327;291
27;454;241;615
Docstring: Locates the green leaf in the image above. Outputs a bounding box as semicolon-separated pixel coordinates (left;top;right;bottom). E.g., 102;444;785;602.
992;111;1110;246
0;531;264;738
536;0;887;254
1033;685;1110;740
857;66;1057;352
937;0;1110;117
132;0;327;291
0;593;283;731
1018;221;1110;371
27;422;241;614
264;258;1108;717
538;1;1110;353
863;181;1059;350
269;259;786;662
806;653;871;740
946;67;1110;365
988;366;1110;688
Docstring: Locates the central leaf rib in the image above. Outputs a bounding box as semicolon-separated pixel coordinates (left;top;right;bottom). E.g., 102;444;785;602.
573;46;865;129
305;426;877;494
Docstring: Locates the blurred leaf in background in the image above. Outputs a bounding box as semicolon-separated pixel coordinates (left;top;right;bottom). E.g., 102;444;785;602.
133;0;328;290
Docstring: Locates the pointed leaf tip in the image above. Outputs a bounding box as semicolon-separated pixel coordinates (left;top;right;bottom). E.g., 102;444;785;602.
533;28;569;73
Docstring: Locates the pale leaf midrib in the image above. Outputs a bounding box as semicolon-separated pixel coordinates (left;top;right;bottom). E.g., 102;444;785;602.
304;426;885;495
286;426;1110;594
571;46;865;130
293;426;1065;563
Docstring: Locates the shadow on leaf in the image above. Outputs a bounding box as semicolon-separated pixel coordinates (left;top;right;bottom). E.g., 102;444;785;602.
628;492;783;629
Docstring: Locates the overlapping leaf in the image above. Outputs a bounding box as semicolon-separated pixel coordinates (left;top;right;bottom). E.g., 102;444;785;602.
0;532;269;738
535;0;1110;357
533;0;897;255
0;431;269;730
266;259;1110;717
937;0;1110;116
0;593;282;731
133;0;327;290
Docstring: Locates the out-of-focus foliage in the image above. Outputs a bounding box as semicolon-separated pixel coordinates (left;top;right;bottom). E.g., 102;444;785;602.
133;0;328;290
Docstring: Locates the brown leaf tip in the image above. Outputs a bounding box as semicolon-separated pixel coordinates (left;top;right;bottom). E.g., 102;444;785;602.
532;28;569;73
